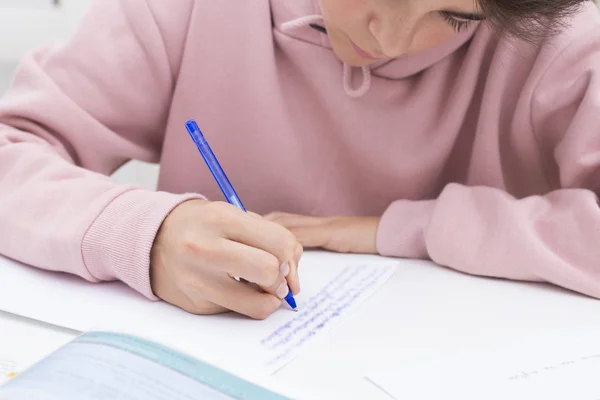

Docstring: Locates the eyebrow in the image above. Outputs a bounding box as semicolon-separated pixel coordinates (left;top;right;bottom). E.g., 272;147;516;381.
443;10;486;20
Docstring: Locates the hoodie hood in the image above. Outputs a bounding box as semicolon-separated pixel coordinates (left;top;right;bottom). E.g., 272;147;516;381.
271;0;480;89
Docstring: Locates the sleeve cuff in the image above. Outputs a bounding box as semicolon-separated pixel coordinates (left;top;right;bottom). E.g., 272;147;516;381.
81;189;205;300
376;199;436;259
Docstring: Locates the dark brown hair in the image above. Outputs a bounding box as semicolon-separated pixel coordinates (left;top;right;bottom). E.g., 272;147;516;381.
477;0;592;42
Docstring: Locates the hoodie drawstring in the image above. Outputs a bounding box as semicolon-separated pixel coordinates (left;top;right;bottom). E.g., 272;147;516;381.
343;64;371;98
280;15;372;98
280;15;324;31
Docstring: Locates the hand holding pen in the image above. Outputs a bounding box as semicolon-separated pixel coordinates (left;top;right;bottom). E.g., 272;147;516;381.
185;120;299;311
147;122;301;320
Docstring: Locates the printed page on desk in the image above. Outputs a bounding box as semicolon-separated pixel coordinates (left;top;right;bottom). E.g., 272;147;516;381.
366;328;600;400
0;252;398;376
0;331;292;400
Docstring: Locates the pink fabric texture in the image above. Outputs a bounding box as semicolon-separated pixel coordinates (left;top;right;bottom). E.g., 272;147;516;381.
1;0;600;299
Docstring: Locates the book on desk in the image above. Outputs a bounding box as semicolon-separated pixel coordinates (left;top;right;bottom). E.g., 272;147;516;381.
0;330;292;400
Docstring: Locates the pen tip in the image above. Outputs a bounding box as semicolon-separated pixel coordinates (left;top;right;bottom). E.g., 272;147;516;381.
292;308;298;312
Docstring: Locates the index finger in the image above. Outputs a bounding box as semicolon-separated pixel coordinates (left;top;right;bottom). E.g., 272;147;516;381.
221;207;300;265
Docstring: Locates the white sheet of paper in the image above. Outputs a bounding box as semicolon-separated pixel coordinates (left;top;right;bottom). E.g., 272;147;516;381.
259;263;395;372
366;328;600;400
0;252;397;376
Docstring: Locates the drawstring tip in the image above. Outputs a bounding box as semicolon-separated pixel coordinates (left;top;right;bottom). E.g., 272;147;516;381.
343;64;372;98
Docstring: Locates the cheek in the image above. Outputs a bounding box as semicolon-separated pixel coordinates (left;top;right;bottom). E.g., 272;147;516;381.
410;24;457;54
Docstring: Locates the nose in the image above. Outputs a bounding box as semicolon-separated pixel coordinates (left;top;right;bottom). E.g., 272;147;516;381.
369;8;416;58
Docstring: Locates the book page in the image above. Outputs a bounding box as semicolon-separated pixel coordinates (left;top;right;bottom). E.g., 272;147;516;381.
0;311;76;387
0;332;291;400
366;328;600;400
0;358;19;385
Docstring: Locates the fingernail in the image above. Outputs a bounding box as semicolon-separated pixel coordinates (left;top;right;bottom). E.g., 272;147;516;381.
276;281;289;299
295;267;300;293
279;261;290;277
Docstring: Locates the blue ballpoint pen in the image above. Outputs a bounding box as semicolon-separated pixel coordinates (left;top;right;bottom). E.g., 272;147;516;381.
185;120;298;312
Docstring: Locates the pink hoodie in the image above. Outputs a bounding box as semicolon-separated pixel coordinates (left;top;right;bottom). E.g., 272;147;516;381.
1;0;600;300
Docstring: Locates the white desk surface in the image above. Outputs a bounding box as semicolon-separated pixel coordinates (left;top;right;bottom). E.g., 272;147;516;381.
2;255;600;399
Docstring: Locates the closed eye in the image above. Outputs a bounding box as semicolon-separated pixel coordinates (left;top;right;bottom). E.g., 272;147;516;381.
439;10;485;32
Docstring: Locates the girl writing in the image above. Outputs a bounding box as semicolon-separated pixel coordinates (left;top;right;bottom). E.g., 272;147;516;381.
0;0;598;319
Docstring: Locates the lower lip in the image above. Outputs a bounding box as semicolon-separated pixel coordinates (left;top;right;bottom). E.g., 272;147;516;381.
351;42;378;60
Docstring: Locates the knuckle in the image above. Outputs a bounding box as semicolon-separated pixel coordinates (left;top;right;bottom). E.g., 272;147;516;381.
281;231;299;255
206;202;239;227
257;254;280;284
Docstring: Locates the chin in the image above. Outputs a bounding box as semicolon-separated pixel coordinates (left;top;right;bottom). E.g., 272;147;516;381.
334;50;377;67
344;58;375;67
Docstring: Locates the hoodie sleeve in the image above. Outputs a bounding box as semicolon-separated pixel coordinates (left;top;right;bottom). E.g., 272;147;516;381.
377;20;600;299
0;0;203;299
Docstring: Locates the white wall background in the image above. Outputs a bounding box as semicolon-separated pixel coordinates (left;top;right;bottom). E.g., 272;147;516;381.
0;0;90;61
0;0;160;190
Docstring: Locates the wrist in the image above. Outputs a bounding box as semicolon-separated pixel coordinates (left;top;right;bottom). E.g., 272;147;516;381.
82;189;205;299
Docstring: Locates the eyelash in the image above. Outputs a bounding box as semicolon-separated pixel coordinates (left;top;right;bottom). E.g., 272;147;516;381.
440;12;472;32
